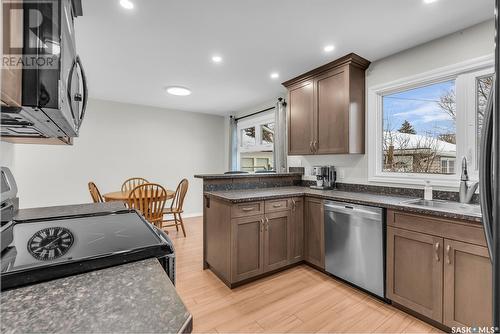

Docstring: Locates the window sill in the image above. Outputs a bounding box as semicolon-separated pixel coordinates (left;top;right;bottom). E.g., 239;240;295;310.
368;174;461;189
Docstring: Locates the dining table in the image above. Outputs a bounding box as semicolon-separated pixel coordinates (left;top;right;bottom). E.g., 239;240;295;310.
103;189;175;203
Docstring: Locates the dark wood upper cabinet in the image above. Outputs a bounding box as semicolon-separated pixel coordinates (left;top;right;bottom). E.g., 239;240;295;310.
283;53;370;155
287;81;316;155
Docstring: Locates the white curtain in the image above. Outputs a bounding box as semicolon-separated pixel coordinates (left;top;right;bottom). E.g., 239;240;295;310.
274;98;287;173
228;116;238;171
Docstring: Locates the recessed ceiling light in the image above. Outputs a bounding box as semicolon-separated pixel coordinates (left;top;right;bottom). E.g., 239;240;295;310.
423;0;438;4
166;86;191;96
212;55;223;63
120;0;134;10
324;45;335;53
270;72;279;79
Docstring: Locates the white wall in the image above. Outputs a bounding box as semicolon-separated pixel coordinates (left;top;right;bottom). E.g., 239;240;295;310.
3;99;226;214
286;20;495;190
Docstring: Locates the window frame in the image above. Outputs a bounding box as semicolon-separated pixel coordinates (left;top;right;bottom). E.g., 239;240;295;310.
236;111;275;171
367;55;493;187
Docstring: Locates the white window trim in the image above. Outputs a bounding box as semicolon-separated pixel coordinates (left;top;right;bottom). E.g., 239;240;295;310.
236;111;275;170
367;54;494;188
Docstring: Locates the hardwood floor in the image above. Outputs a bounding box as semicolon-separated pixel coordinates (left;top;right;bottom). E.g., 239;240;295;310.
167;216;442;333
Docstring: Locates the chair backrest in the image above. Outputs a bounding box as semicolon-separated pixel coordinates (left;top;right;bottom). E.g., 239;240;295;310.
121;177;149;192
171;179;189;211
127;183;167;226
88;182;103;203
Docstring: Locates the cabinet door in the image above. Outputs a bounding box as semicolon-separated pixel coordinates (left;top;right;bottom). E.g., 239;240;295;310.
231;215;264;282
289;198;304;264
305;197;324;269
443;239;492;328
316;66;349;154
263;211;290;272
387;227;443;322
288;81;316;155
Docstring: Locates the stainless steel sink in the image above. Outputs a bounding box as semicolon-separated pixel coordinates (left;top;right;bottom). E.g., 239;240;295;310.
400;199;482;216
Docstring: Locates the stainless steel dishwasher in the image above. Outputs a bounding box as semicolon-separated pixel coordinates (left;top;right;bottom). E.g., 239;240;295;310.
324;201;385;298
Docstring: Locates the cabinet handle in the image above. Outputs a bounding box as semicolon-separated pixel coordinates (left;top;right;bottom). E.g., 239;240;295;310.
446;245;451;264
291;199;296;211
314;140;318;152
241;207;254;212
309;141;314;153
434;242;440;262
265;217;269;231
273;203;282;208
260;219;264;232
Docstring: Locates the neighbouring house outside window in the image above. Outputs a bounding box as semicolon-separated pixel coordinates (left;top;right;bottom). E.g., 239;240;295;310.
368;56;494;186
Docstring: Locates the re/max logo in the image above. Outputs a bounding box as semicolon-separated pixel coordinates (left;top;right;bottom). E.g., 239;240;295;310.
452;327;498;333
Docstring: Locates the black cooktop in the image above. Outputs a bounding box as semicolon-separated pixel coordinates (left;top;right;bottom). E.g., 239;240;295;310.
1;210;172;290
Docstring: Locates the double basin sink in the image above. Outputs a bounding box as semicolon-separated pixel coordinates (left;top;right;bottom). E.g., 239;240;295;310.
400;198;482;216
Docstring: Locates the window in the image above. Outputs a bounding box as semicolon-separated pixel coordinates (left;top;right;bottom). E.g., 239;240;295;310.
237;112;275;172
382;80;457;175
368;56;494;186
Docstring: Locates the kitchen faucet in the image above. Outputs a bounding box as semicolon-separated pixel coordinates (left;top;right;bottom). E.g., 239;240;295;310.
459;157;479;204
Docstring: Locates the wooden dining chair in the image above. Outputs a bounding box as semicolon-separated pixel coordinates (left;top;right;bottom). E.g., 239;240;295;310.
162;179;189;237
121;177;149;192
127;183;167;228
88;182;104;203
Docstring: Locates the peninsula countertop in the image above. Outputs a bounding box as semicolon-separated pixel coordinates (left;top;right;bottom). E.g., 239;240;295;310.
1;258;192;333
204;186;482;224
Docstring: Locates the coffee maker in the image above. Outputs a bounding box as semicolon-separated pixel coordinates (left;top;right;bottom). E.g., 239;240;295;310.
310;166;336;190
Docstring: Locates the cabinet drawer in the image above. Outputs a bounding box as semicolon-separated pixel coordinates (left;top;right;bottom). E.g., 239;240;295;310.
265;199;290;213
388;210;487;247
231;202;264;218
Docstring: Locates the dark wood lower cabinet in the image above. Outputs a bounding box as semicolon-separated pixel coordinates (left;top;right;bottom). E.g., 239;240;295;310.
263;211;290;272
305;197;324;269
231;215;264;282
386;210;492;330
443;239;492;328
387;226;443;322
289;198;304;264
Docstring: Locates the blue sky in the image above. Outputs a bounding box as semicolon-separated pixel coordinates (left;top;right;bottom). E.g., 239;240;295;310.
383;80;456;136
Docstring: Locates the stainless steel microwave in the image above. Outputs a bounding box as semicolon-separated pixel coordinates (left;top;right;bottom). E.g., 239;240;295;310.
1;0;86;143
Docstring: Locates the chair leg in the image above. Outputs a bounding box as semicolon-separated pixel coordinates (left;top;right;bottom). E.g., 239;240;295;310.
174;213;179;232
178;213;186;237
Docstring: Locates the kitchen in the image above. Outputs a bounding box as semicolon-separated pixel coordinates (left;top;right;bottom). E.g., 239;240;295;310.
0;0;499;333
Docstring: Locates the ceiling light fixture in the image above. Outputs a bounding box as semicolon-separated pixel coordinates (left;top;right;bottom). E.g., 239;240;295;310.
324;45;335;53
212;55;223;63
166;86;192;96
120;0;134;10
270;72;279;79
423;0;438;4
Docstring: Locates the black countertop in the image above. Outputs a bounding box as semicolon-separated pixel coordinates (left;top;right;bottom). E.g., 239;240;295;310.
1;258;192;333
205;186;482;224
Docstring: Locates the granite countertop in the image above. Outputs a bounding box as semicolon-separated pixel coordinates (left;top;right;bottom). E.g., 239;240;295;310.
194;172;302;179
205;186;482;224
14;202;127;222
1;258;192;333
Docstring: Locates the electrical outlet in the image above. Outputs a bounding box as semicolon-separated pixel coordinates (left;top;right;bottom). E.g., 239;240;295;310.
338;169;346;180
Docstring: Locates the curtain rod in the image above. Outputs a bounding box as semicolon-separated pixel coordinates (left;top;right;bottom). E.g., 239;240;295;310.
234;106;275;122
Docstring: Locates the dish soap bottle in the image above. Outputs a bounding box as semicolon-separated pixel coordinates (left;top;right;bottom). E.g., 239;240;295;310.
424;181;433;200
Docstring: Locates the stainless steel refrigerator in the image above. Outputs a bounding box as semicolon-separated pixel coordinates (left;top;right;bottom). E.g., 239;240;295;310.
479;0;500;329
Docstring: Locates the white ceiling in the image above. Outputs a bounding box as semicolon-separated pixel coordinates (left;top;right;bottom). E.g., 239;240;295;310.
76;0;494;115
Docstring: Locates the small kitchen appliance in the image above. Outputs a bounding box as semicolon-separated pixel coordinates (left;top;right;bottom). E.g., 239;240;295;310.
0;168;175;291
310;166;336;190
